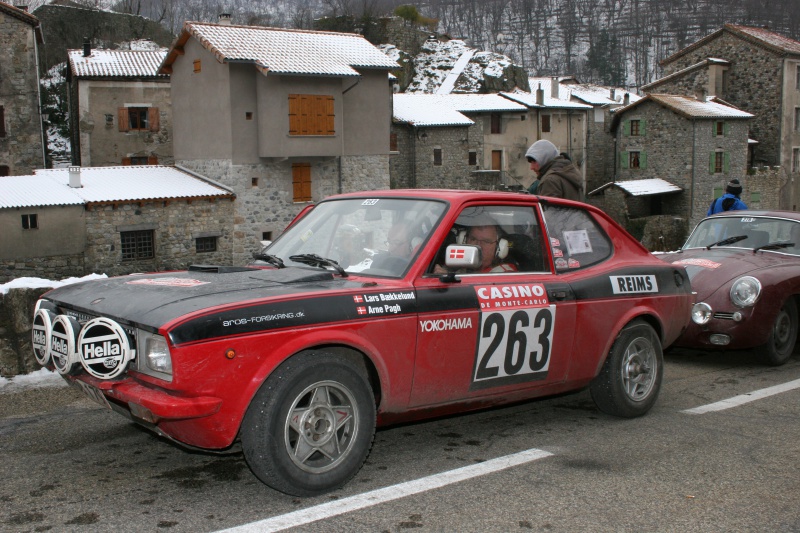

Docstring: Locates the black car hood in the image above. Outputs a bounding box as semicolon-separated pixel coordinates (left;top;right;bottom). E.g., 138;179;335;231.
42;267;357;330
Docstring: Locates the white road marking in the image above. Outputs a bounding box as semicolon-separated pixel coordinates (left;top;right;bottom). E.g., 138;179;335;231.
682;378;800;414
215;448;553;533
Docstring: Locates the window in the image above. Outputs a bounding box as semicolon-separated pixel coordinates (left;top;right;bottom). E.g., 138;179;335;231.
0;165;8;176
541;204;612;271
118;107;159;132
491;113;501;134
251;177;259;187
796;66;800;90
630;119;641;136
714;121;726;136
709;151;729;174
262;231;273;241
624;119;646;136
541;114;551;133
793;148;800;173
292;163;312;202
630;151;641;169
245;112;253;120
795;108;800;132
0;105;5;137
21;214;38;229
468;151;477;166
122;156;158;165
193;59;201;73
195;236;217;253
433;148;442;166
619;151;646;169
288;94;334;136
390;132;398;152
121;230;154;261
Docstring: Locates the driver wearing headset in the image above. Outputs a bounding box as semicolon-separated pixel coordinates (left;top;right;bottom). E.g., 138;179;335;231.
434;223;517;274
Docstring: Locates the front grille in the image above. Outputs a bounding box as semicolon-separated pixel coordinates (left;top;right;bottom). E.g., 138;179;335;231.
714;312;736;320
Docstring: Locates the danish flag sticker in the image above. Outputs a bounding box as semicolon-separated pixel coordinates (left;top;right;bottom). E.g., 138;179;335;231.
357;306;367;315
353;295;364;303
449;247;466;260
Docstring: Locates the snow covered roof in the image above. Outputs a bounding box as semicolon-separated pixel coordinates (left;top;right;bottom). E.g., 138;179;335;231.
162;22;398;77
0;166;234;209
589;178;682;197
662;23;800;65
393;93;527;127
500;90;592;110
68;49;168;78
612;94;753;128
525;78;638;106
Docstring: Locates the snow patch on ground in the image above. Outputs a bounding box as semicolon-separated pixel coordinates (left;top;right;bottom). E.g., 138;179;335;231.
0;367;68;393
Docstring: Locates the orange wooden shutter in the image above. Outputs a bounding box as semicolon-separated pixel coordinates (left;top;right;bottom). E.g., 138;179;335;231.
147;155;158;165
122;157;132;165
118;107;129;131
292;163;312;202
148;107;159;131
288;94;298;134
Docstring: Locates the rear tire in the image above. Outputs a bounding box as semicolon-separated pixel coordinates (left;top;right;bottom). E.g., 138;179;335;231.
590;320;663;418
241;351;376;496
764;299;798;366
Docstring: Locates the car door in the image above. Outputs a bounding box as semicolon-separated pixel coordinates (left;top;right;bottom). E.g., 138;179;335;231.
408;202;578;407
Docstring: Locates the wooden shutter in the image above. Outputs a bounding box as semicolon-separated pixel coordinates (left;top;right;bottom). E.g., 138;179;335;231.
288;94;299;135
640;152;647;169
292;163;312;202
147;155;158;165
639;119;646;136
148;107;159;132
122;157;132;165
622;120;630;136
491;150;502;170
724;122;730;136
118;108;129;132
390;132;398;152
709;152;715;173
619;151;628;169
723;152;730;173
0;105;5;137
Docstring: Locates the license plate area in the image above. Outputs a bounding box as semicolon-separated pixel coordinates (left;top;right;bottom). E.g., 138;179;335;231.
74;379;112;410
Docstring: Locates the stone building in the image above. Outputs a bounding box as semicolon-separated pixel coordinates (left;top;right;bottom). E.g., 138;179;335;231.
160;19;399;264
643;24;800;210
0;165;235;283
391;93;528;190
608;94;753;227
67;44;173;167
0;1;45;175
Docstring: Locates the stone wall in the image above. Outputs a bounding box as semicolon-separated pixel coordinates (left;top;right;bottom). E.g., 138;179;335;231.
0;10;44;175
0;253;86;284
180;155;390;265
0;287;48;377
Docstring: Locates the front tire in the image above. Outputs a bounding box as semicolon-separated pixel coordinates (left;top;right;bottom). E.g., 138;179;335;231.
241;351;376;496
764;299;798;366
590;320;663;418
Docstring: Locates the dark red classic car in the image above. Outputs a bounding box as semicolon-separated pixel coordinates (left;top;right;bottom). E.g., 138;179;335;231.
32;190;692;496
659;210;800;365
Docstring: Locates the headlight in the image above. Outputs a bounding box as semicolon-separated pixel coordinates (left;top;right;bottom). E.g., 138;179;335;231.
730;276;761;307
136;331;173;380
691;302;713;324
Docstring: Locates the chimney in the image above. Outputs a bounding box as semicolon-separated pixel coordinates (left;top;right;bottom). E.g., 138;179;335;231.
551;77;559;99
218;13;232;25
623;93;630;106
68;166;82;188
536;84;544;106
695;87;707;101
610;88;616;101
83;38;91;57
14;2;28;11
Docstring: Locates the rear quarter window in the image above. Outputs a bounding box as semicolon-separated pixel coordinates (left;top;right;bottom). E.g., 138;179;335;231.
542;205;612;271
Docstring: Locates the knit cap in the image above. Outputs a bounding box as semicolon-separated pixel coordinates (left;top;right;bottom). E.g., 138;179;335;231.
726;179;743;196
525;140;559;167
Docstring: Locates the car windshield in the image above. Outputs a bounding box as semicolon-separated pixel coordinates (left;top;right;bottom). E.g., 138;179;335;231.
683;215;800;255
262;197;447;277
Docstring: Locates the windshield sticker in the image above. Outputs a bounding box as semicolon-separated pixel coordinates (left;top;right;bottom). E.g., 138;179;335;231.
555;258;568;269
552;248;564;258
740;217;755;222
475;284;549;310
550;237;561;247
352;291;415;316
567;258;580;268
126;278;209;287
361;199;380;205
672;258;721;269
300;229;313;242
563;229;592;254
610;275;659;294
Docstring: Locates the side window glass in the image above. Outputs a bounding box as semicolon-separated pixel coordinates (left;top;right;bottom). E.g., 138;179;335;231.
542;205;612;271
431;205;550;274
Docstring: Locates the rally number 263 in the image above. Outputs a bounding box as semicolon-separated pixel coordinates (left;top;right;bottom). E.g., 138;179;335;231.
473;307;555;385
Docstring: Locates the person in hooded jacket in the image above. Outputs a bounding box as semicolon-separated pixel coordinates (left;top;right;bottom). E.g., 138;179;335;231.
525;140;583;201
707;179;747;215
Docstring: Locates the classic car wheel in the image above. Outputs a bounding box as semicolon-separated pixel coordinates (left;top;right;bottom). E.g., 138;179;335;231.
241;351;376;496
764;299;798;366
590;320;663;418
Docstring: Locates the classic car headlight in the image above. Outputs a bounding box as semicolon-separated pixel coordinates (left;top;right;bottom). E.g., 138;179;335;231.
691;302;713;325
137;331;173;379
730;276;761;308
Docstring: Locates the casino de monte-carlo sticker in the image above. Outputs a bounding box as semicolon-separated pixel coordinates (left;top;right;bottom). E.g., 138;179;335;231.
471;284;556;390
126;278;209;287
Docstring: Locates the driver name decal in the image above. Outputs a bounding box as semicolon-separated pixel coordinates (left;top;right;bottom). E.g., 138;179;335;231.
610;275;659;294
352;292;415;316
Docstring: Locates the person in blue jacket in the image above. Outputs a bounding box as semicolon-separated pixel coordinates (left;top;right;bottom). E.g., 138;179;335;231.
708;179;747;215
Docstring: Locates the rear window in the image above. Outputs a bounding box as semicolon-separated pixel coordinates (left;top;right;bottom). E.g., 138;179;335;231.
541;205;612;271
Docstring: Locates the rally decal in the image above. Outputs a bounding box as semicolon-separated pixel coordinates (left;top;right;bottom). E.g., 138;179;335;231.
352;291;415;316
126;278;209;287
671;258;721;269
471;284;555;390
610;274;659;294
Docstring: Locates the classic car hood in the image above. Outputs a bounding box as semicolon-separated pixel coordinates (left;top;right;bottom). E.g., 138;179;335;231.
42;267;359;330
658;247;786;298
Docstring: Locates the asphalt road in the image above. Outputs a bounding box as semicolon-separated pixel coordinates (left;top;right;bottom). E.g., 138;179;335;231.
1;347;799;533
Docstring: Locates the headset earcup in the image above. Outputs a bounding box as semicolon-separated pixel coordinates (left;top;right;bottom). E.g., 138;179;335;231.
496;238;509;259
456;230;467;245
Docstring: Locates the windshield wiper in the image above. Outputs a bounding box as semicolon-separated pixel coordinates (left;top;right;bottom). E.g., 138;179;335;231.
252;253;285;268
289;254;348;277
706;235;748;249
754;242;794;253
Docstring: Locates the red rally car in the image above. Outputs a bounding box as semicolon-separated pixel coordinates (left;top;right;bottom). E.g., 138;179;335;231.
32;190;692;496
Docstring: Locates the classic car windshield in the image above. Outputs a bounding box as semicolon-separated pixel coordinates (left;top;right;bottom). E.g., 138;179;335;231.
264;197;447;277
684;215;800;254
